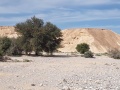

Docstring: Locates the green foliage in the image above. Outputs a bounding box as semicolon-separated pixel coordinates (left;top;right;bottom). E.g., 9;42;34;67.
76;43;90;54
15;16;62;56
0;37;11;55
7;37;23;56
15;16;44;55
42;22;62;55
84;51;94;58
108;49;120;59
0;50;3;61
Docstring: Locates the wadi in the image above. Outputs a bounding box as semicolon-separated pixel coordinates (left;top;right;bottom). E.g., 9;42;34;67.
0;24;120;90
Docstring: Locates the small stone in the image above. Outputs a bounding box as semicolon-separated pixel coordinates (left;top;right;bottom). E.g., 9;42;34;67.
75;87;82;90
62;86;70;90
22;76;25;78
16;75;19;77
116;67;119;69
8;86;16;89
40;83;43;86
31;84;36;86
63;79;67;83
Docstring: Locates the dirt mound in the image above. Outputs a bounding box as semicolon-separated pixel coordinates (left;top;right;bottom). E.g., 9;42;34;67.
58;28;120;53
0;26;17;38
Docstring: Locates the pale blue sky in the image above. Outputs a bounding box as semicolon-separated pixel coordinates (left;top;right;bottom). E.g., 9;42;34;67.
0;0;120;33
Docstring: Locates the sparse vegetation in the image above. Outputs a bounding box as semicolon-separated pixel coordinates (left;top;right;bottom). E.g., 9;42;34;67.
0;37;11;61
76;43;90;54
7;37;23;56
84;51;94;58
108;49;120;59
95;53;102;56
23;59;32;62
0;37;11;55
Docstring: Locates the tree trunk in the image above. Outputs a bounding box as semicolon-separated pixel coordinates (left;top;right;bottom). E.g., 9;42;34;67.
35;50;39;56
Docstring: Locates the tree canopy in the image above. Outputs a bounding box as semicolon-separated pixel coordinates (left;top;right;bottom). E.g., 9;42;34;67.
15;16;62;55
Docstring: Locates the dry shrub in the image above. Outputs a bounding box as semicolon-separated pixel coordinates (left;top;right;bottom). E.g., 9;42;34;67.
84;51;94;58
108;49;120;59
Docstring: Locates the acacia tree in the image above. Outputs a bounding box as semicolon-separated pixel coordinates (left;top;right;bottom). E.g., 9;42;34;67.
15;16;44;55
43;22;62;55
15;16;62;56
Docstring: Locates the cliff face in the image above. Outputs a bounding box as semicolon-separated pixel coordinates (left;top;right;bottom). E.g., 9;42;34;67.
0;26;18;38
58;28;120;53
0;26;120;53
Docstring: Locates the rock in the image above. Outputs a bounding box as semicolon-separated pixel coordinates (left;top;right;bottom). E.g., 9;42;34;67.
63;79;67;83
116;67;119;69
8;86;16;89
31;84;36;86
62;86;70;90
40;83;43;87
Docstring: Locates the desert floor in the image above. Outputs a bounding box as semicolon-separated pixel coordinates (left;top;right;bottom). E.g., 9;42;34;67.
0;55;120;90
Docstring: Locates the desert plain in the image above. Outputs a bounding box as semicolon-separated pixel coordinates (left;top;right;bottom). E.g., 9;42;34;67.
0;54;120;90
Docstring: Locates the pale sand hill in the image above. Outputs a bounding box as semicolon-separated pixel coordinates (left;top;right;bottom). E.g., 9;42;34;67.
58;28;120;53
0;26;120;53
0;26;17;38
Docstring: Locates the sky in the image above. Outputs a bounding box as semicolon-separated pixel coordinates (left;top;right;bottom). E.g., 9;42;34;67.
0;0;120;34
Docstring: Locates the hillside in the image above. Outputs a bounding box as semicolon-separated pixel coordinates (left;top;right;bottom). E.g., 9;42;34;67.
58;28;120;53
0;26;17;38
0;26;120;53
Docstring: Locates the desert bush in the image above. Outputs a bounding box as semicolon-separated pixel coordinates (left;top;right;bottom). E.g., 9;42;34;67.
84;51;94;58
108;49;120;59
95;53;101;56
23;59;32;62
76;43;90;54
0;37;11;55
7;38;23;56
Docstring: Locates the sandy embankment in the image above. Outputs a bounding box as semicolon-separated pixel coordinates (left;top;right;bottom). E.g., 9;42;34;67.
0;55;120;90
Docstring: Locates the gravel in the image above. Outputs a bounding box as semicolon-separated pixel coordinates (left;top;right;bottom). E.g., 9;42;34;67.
0;55;120;90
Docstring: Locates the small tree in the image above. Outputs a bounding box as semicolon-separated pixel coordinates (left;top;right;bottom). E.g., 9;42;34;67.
76;43;90;54
0;37;11;55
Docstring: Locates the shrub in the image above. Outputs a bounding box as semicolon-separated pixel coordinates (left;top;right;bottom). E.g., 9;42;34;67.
76;43;90;54
108;49;120;59
0;37;11;55
95;53;101;56
84;51;94;58
7;38;23;56
23;59;31;62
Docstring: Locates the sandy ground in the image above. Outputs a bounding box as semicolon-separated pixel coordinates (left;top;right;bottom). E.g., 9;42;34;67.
0;55;120;90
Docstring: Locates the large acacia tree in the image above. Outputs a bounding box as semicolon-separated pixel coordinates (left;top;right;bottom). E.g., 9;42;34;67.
15;16;62;55
15;16;44;55
43;22;62;55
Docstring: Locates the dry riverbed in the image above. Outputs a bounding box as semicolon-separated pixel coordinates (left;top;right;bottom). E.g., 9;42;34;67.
0;55;120;90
